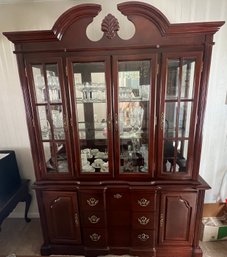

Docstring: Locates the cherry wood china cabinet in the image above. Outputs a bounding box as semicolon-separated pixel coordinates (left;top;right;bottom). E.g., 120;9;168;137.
4;2;224;257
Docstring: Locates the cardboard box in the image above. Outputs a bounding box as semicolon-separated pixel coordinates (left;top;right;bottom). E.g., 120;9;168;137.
202;203;227;242
202;217;227;241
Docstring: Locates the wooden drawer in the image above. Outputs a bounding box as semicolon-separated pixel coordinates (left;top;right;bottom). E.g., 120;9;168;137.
79;190;104;211
132;212;155;229
82;228;107;247
131;230;155;248
80;211;105;228
108;227;130;246
107;188;130;210
107;210;130;226
131;191;156;212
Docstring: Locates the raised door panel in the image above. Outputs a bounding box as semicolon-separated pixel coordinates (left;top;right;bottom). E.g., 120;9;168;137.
42;191;81;244
159;191;197;246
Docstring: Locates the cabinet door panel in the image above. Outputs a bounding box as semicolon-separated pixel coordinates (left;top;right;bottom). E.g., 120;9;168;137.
67;57;114;179
159;192;197;246
42;191;81;244
112;55;157;178
158;52;203;179
26;57;74;179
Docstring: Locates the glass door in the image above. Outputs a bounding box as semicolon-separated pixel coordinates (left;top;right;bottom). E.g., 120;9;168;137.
112;55;156;177
26;58;73;178
158;52;202;178
67;57;113;178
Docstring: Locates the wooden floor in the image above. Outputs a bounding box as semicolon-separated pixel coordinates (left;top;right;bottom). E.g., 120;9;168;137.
0;218;226;257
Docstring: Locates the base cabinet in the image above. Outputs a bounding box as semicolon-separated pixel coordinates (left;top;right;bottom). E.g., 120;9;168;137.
36;186;203;257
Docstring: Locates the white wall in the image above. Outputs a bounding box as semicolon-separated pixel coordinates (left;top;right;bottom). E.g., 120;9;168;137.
0;0;226;217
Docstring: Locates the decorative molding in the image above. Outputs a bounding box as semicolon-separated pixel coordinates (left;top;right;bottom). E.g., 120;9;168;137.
101;14;119;39
118;1;225;36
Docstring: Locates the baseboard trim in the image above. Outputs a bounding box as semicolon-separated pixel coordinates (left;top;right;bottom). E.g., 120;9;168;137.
8;212;40;218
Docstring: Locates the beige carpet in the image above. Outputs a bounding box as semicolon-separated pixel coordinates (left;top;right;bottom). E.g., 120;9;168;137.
0;218;227;257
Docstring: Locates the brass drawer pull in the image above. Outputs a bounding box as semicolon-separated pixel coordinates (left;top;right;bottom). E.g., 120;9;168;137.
138;216;150;225
88;215;100;224
87;197;99;207
138;233;150;241
114;193;122;199
138;198;150;207
90;233;101;242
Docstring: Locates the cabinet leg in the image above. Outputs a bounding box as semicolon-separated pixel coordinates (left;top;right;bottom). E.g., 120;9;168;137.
24;192;32;222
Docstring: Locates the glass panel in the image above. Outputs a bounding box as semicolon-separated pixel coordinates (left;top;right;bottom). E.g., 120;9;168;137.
73;62;109;173
46;64;61;103
181;60;195;99
118;60;151;173
51;105;65;140
175;139;188;172
37;106;50;140
178;102;192;138
163;139;188;173
43;142;68;172
32;65;46;103
166;59;180;100
165;102;177;138
163;139;175;172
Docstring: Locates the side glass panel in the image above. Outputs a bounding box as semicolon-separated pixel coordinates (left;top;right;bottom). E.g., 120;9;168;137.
163;58;195;173
73;62;109;173
32;64;69;173
118;60;151;173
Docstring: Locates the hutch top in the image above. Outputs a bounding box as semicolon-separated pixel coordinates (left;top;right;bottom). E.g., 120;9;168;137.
3;2;224;183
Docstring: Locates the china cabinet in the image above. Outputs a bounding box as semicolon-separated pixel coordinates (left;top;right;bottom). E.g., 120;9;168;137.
3;2;224;257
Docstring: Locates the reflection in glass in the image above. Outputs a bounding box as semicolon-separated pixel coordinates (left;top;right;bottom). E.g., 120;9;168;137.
166;60;180;100
32;64;61;103
32;65;45;103
73;62;109;173
51;106;65;140
163;140;188;172
118;60;151;173
38;106;50;140
43;142;68;172
181;60;195;99
46;64;61;103
178;102;192;138
163;57;195;173
164;102;177;138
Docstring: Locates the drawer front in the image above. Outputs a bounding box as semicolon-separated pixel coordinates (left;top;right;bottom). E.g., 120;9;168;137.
81;211;105;228
131;191;156;212
108;227;130;247
79;190;104;211
82;228;107;247
107;210;131;226
131;230;155;247
107;188;130;210
132;213;155;230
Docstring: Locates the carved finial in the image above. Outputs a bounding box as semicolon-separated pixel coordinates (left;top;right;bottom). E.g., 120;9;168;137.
101;14;119;39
